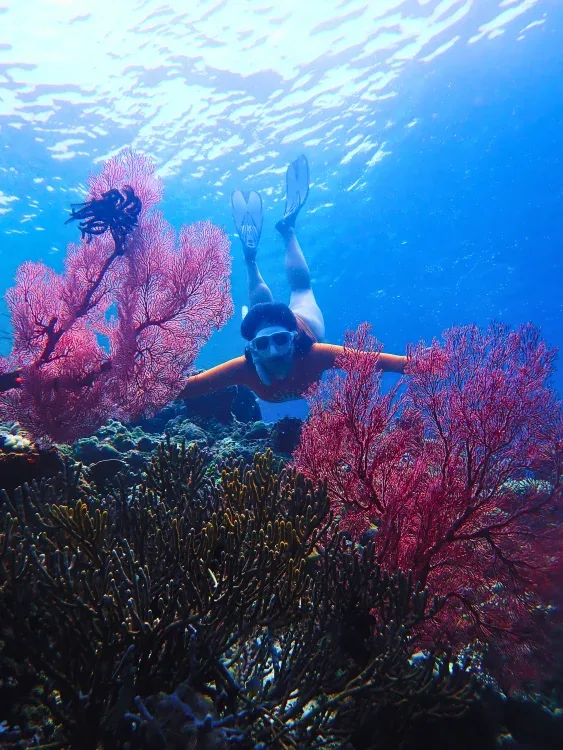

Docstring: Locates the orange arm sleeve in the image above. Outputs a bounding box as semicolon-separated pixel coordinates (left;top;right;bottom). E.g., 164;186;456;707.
310;343;407;374
178;357;251;399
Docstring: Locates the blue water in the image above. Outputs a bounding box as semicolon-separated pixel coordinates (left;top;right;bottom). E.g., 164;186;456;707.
1;0;562;421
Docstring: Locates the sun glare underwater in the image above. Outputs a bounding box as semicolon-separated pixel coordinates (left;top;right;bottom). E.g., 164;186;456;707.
0;1;563;749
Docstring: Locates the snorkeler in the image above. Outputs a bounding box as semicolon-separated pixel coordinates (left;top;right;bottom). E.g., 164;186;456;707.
179;155;406;404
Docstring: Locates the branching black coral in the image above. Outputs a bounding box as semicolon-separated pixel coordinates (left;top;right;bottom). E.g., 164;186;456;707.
0;443;477;750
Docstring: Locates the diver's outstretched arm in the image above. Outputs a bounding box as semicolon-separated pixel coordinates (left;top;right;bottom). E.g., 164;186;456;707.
178;357;251;399
311;344;408;374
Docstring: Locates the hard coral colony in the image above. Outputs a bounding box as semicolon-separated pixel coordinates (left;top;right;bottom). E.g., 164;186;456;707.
0;445;476;749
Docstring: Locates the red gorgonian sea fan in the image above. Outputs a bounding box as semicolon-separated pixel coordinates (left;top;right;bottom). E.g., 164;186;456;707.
0;149;233;444
293;322;563;687
107;216;233;420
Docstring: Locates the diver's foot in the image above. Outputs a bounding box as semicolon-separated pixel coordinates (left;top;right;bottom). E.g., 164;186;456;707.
275;217;296;239
243;244;257;263
231;189;263;255
278;154;309;232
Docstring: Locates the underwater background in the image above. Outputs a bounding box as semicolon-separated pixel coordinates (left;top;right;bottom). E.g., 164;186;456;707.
1;0;562;419
2;4;563;749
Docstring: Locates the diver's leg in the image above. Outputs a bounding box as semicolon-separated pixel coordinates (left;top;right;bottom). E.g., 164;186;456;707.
281;226;310;292
278;225;325;340
245;253;274;307
274;155;324;338
231;189;273;307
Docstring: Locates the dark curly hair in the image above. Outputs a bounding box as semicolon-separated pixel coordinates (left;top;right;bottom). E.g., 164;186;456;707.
241;302;298;340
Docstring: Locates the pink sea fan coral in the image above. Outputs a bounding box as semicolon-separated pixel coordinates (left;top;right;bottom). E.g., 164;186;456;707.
6;261;65;364
0;150;233;444
89;148;163;214
1;325;114;444
62;233;126;329
293;322;563;687
107;217;233;419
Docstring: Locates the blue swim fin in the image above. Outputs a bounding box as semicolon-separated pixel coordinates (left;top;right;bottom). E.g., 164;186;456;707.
276;155;310;232
231;189;263;254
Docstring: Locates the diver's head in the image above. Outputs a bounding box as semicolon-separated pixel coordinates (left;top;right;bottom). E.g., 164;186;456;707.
241;303;299;385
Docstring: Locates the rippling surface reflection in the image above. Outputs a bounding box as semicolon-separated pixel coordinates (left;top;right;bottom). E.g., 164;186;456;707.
0;1;546;188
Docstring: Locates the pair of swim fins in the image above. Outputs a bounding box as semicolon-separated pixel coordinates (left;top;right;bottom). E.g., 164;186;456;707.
231;154;310;251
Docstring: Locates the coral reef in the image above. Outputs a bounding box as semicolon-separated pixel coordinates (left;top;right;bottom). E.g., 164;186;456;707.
1;314;561;747
182;384;261;425
0;423;63;496
59;406;296;491
0;442;479;749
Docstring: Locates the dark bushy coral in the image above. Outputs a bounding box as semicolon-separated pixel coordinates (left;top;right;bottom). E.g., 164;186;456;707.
270;415;303;455
0;444;63;497
0;443;478;749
